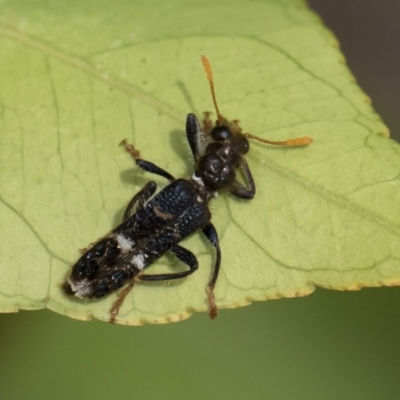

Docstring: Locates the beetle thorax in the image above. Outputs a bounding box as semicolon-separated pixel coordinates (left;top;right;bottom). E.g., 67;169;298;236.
195;142;241;191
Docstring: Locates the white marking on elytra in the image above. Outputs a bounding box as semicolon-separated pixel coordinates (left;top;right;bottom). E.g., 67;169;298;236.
116;234;134;252
132;252;146;270
69;278;93;298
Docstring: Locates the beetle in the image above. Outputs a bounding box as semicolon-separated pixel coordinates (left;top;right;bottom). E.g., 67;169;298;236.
63;56;312;323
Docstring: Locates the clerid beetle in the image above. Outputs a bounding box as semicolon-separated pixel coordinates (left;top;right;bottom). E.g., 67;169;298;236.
63;56;313;323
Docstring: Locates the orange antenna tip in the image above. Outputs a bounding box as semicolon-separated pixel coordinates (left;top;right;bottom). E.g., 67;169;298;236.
244;134;313;147
201;55;223;123
285;137;313;146
201;55;212;78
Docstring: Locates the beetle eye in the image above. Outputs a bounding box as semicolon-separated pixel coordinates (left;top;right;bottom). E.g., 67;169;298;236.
237;136;249;154
211;126;231;141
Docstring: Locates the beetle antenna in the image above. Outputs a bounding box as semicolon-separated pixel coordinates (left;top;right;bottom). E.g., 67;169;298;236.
201;55;224;124
244;133;313;147
201;56;313;146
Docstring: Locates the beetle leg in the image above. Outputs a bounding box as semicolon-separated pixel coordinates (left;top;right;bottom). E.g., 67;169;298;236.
120;139;175;182
186;113;207;162
109;281;135;324
122;181;157;221
228;158;256;199
138;245;199;281
202;223;221;319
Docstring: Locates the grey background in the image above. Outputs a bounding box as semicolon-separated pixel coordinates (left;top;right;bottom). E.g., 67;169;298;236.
309;0;400;140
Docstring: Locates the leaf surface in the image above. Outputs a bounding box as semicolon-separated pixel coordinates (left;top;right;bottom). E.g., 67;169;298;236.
0;0;398;325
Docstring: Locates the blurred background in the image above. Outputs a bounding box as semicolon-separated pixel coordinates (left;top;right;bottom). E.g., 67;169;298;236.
2;1;400;399
310;0;400;140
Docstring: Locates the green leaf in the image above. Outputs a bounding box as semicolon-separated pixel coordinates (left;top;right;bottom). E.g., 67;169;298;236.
0;0;398;325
